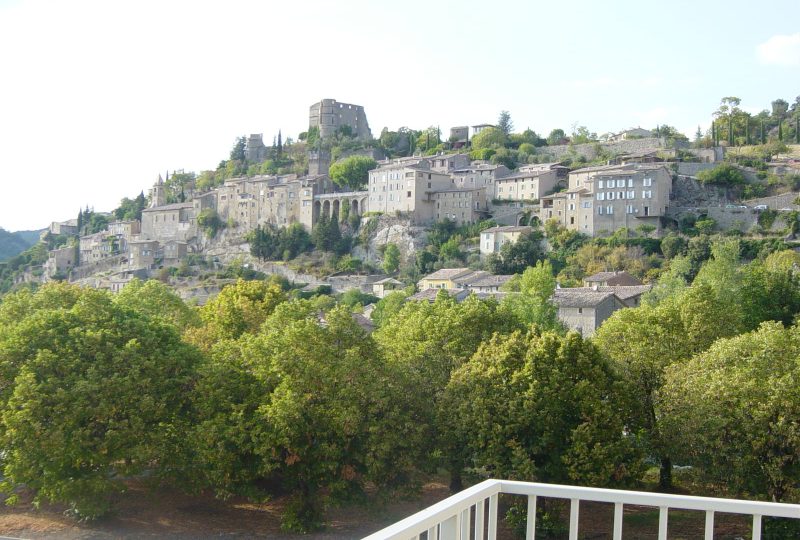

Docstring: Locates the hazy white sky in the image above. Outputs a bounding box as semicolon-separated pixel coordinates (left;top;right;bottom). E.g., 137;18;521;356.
0;0;798;230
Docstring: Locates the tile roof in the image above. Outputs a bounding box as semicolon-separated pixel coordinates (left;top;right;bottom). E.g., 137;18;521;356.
419;268;474;281
552;289;618;308
584;271;643;286
481;225;532;233
408;288;470;302
468;274;514;288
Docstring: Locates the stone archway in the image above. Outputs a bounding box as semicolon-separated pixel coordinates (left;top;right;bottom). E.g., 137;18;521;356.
313;200;321;224
322;200;331;218
332;199;340;222
351;199;359;216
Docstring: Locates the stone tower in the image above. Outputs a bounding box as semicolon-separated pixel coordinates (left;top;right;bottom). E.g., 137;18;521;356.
245;134;268;162
150;174;166;208
309;99;372;140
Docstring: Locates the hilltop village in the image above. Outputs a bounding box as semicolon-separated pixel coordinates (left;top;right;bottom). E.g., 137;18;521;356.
12;97;800;335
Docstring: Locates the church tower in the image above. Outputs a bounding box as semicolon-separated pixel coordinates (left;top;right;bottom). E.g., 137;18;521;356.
150;174;166;208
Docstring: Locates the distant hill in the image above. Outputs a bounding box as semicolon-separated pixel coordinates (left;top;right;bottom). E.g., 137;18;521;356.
0;228;42;262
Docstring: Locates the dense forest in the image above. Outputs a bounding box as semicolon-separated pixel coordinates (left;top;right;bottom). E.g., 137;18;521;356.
0;233;799;535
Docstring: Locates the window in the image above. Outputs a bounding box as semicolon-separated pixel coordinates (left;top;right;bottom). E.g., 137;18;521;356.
407;191;412;198
598;206;604;215
598;180;604;189
619;191;624;199
643;190;652;199
582;201;592;208
607;205;614;214
608;192;615;200
627;178;633;188
643;177;652;186
569;203;575;211
626;205;634;214
617;179;625;188
578;308;583;314
597;192;605;201
628;190;635;199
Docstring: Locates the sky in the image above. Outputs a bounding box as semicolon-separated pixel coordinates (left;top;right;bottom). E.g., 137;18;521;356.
0;0;798;231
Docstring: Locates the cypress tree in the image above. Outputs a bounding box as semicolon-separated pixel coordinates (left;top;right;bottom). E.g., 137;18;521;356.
796;118;799;144
745;117;750;145
779;120;783;142
711;121;716;146
728;116;734;146
761;120;766;144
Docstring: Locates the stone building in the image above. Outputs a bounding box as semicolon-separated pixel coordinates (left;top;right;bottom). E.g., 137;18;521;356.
583;271;643;287
79;232;118;263
540;164;672;237
433;188;488;225
44;245;77;277
494;168;563;202
309;99;372;140
480;225;533;255
552;288;626;337
141;202;197;243
451;163;510;191
245;134;268;162
49;219;78;236
367;160;455;225
128;239;160;270
449;126;469;148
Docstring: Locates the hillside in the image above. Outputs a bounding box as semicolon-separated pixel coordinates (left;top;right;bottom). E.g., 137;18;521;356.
0;228;40;262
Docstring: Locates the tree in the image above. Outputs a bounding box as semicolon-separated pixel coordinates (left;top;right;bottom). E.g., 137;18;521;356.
0;284;200;518
443;329;641;486
488;230;546;274
328;156;377;191
547;128;566;145
183;279;288;351
230;136;246;162
197;208;224;237
570;125;597;144
253;302;426;531
382;243;400;274
471;127;507;149
696;163;745;186
497;110;513;136
374;295;518;490
498;260;561;330
662;322;800;502
114;278;200;331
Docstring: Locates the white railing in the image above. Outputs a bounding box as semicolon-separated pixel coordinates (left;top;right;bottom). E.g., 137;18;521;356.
362;479;800;540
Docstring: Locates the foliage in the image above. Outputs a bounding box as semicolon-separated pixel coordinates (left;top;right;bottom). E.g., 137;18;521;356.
383;243;400;274
0;284;200;518
696;163;745;186
183;279;287;351
338;288;378;309
471;127;506;149
197;208;224;237
113;192;147;221
497;111;513;136
115;278;200;330
488;230;546;275
662;322;800;502
328;156;377;191
0;228;38;262
248;223;312;261
443;329;642;485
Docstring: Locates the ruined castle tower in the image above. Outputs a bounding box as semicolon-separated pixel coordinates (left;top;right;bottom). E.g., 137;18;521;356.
308;99;372;140
245;134;268;162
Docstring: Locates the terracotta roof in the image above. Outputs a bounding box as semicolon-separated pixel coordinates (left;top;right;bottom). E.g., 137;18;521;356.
374;277;403;286
142;202;193;212
561;285;651;301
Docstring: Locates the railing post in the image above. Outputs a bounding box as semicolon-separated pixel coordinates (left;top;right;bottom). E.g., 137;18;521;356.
613;502;623;540
460;508;470;539
752;514;762;540
569;499;580;540
658;507;669;540
526;495;537;540
475;500;485;540
440;515;457;540
705;510;715;540
487;494;498;540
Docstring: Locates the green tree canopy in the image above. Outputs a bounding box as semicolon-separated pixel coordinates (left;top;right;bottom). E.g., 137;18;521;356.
327;155;377;191
0;284;200;518
471;127;507;149
662;321;800;502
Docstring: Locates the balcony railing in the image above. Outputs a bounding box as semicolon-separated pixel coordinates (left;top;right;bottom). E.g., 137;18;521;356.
362;479;800;540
